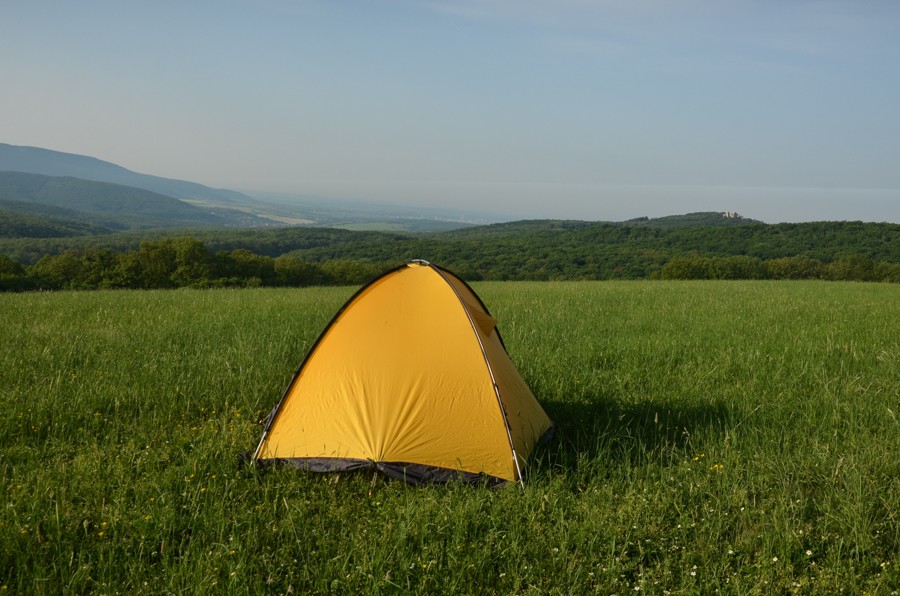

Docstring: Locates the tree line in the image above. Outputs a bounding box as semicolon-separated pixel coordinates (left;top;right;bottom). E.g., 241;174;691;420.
653;254;900;282
1;237;898;292
3;220;899;268
0;238;391;292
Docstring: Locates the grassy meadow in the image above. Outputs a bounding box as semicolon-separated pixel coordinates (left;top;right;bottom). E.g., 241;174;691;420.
1;281;899;593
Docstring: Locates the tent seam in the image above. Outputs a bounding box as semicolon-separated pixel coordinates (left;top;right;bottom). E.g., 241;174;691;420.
428;263;525;487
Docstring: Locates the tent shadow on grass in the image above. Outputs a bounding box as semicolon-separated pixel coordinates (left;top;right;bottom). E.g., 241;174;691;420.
530;391;731;481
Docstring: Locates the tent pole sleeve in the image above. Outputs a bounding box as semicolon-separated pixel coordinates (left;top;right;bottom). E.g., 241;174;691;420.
251;430;269;461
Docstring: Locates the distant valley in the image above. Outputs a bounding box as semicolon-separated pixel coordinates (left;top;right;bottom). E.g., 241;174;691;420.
0;143;489;234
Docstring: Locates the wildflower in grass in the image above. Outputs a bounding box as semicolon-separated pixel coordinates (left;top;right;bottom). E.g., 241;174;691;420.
772;557;778;563
709;463;724;472
806;550;813;556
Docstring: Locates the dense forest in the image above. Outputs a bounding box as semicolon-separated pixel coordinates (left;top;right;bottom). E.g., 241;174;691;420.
1;217;898;290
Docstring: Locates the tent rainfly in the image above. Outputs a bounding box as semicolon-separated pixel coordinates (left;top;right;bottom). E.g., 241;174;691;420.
252;260;554;485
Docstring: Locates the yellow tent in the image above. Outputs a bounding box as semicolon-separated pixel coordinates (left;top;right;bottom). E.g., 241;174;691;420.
252;260;553;485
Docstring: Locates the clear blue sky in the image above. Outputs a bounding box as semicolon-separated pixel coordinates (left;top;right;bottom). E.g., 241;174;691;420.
3;0;899;223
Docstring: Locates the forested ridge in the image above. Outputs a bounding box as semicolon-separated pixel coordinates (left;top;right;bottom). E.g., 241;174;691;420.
1;218;898;290
0;170;267;231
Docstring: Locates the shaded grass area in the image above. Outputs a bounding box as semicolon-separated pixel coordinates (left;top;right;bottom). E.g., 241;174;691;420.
1;282;899;593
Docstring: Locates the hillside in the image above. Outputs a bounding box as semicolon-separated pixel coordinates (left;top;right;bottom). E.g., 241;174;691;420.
0;171;269;233
437;212;763;240
270;219;898;280
0;143;251;204
0;204;113;238
1;215;897;286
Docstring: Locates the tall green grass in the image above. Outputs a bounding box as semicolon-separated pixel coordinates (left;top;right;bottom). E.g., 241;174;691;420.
1;281;898;593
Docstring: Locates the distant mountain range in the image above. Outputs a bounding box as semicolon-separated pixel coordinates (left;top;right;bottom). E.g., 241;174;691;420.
0;143;285;233
0;170;272;236
0;143;251;204
0;172;276;236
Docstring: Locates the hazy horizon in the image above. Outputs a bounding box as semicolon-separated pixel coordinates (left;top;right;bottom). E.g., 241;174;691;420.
3;1;899;224
241;182;900;225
